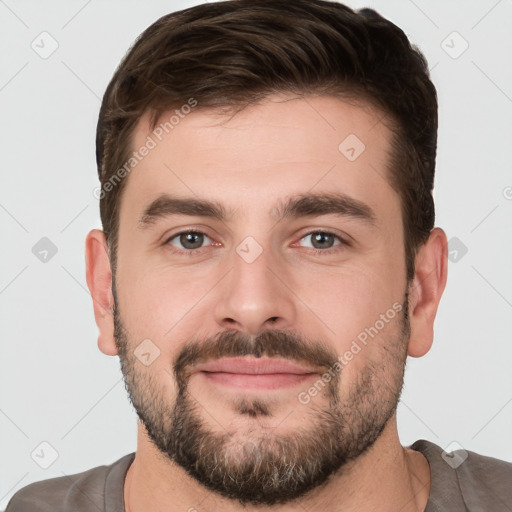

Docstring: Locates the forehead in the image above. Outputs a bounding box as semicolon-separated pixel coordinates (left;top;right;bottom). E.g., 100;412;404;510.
121;94;399;225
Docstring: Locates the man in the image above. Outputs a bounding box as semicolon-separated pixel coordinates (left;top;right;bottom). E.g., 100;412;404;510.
6;0;512;511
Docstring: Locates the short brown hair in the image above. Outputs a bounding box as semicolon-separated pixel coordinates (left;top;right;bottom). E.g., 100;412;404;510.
96;0;437;281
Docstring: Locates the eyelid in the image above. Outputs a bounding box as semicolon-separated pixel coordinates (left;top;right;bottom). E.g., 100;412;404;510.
295;227;351;245
162;225;217;243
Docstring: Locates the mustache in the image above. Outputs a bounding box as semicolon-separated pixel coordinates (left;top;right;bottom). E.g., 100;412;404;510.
173;329;339;387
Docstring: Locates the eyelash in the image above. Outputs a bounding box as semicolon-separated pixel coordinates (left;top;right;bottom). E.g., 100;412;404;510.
163;229;350;256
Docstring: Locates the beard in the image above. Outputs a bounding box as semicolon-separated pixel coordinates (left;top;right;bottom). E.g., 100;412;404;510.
113;291;410;506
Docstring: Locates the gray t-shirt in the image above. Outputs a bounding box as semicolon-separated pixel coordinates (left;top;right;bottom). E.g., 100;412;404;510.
5;439;512;511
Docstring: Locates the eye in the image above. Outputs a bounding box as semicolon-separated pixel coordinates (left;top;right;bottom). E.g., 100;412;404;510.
166;231;212;251
297;231;345;251
163;230;347;255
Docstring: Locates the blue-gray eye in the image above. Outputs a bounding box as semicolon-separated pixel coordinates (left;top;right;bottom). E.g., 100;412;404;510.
300;232;341;249
168;232;211;250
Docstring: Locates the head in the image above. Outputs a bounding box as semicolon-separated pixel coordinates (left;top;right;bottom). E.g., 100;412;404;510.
86;0;447;506
96;0;438;281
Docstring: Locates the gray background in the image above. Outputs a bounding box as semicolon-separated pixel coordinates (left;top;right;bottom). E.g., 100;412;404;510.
1;0;511;507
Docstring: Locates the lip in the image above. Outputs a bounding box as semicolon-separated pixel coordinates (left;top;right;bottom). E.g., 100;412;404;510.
192;357;318;375
192;357;319;391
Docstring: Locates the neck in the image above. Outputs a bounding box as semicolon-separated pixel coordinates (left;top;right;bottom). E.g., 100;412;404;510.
124;415;430;512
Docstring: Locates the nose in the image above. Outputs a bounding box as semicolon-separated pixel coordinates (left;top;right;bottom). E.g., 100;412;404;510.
213;240;297;335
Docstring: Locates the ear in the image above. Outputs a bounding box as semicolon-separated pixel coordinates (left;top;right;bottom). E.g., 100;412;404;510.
407;227;448;358
85;229;118;356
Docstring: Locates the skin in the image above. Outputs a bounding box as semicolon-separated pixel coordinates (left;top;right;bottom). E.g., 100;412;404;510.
86;94;448;511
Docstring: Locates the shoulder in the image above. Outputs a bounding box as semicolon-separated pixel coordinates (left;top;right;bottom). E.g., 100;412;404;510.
4;453;135;512
411;439;512;511
455;445;512;506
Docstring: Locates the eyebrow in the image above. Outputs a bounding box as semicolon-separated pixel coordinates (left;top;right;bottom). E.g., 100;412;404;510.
137;192;377;228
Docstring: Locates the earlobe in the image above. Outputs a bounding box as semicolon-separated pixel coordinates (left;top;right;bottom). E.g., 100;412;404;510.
85;229;118;356
407;227;448;358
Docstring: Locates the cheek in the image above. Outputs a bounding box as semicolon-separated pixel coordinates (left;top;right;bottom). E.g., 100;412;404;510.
307;256;405;341
116;259;218;349
299;263;406;389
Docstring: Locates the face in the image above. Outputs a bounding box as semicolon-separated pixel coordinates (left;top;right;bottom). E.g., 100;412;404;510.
113;94;411;505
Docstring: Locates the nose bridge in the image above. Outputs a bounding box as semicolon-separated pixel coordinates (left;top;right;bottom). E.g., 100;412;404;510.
213;236;296;334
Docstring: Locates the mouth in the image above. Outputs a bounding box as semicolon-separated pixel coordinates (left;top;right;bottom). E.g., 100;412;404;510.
191;357;319;391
